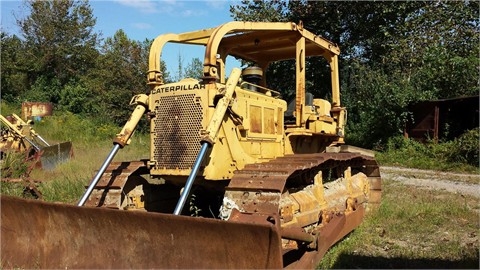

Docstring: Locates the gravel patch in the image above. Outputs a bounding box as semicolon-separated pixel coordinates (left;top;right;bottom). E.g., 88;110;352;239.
380;166;480;198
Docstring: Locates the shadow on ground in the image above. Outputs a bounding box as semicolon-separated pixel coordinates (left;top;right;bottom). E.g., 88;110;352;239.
330;253;479;269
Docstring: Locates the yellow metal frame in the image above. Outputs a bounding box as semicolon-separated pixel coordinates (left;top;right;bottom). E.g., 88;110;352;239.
146;21;346;179
147;22;342;127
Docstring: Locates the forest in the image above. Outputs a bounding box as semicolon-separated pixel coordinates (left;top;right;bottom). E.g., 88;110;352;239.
1;0;478;152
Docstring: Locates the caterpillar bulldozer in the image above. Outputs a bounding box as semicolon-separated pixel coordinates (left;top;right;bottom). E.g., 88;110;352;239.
0;113;73;170
1;21;381;269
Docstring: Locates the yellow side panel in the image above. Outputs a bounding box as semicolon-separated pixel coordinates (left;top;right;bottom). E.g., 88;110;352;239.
264;108;275;134
250;105;262;133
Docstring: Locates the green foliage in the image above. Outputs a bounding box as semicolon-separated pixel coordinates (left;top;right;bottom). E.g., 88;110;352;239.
343;62;424;148
0;33;29;102
82;29;150;127
18;0;99;90
183;58;203;80
382;1;480;100
230;0;288;22
171;55;203;82
446;128;479;166
58;81;95;114
411;46;479;99
32;111;119;142
376;131;479;173
21;76;62;103
0;101;22;116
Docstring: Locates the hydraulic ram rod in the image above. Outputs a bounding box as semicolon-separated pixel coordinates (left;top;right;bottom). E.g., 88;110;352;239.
173;142;209;215
77;144;121;206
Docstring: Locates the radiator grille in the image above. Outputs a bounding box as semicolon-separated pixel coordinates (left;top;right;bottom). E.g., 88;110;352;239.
153;94;203;170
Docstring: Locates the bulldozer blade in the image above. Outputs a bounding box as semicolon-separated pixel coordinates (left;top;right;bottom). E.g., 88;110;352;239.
37;141;73;170
284;205;366;269
1;195;283;269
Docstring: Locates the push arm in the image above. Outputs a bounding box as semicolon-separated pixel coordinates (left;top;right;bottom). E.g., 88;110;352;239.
78;94;149;206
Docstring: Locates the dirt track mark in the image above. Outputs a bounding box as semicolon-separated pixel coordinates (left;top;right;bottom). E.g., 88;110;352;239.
380;166;480;199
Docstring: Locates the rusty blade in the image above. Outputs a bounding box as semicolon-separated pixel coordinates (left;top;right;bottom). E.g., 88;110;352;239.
1;195;283;269
38;141;73;170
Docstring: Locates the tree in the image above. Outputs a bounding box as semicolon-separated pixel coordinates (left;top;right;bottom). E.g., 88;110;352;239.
17;0;99;103
183;58;203;79
0;33;29;102
338;1;479;146
230;0;287;22
81;30;149;125
386;1;480;99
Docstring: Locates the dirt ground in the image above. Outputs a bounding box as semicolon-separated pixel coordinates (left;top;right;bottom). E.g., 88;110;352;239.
380;166;480;198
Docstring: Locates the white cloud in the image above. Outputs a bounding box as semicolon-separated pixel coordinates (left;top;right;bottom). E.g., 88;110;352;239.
205;0;240;10
132;22;152;30
113;0;222;18
205;0;225;10
114;0;159;14
181;9;195;16
181;9;207;17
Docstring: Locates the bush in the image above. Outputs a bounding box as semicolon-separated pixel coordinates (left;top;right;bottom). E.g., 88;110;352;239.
59;82;96;115
377;130;479;173
446;128;479;166
21;76;62;103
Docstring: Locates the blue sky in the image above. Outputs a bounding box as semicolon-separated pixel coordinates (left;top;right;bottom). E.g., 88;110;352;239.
1;0;241;74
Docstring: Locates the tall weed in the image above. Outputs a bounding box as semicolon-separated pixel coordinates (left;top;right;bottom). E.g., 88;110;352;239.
376;130;479;173
32;111;120;143
39;176;86;203
0;151;31;178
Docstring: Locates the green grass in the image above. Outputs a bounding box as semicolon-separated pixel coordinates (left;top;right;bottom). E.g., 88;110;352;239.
0;151;32;178
1;182;26;197
38;176;86;203
376;151;479;173
24;133;149;204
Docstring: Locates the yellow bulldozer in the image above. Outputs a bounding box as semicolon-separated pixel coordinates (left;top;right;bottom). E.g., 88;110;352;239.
0;113;73;170
1;21;381;268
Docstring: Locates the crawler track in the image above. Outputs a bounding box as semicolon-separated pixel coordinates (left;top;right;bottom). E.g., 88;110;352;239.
224;151;382;268
227;152;381;209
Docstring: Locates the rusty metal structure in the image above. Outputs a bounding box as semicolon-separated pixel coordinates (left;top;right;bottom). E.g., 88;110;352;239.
1;21;382;268
404;95;479;142
21;102;53;121
0;113;73;170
